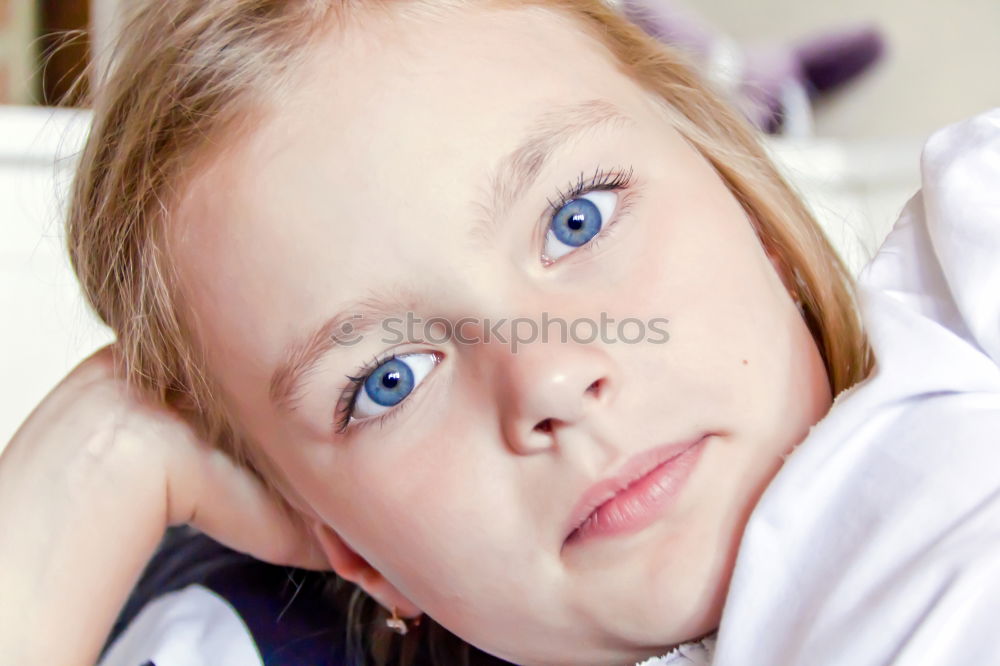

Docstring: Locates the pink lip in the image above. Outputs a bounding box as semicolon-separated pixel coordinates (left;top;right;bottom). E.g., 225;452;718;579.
562;433;711;548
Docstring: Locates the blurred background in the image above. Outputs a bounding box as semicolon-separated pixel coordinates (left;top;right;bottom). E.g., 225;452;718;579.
689;0;1000;140
4;0;999;132
1;0;998;446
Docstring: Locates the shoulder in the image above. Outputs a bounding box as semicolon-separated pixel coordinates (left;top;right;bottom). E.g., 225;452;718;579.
99;584;263;666
854;107;1000;383
714;391;1000;664
915;108;1000;366
100;527;349;666
921;108;1000;195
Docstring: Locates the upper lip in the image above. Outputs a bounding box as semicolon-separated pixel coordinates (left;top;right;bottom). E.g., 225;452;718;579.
562;433;709;543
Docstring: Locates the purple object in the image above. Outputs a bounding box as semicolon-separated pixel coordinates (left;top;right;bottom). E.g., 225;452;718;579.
621;0;886;134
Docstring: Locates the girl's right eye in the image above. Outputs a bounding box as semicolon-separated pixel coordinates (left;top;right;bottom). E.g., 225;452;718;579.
543;190;617;261
336;352;440;433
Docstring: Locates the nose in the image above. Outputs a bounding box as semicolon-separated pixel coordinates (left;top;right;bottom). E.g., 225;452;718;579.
497;340;617;454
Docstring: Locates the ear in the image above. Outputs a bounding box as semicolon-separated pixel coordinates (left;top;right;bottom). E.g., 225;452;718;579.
312;521;423;619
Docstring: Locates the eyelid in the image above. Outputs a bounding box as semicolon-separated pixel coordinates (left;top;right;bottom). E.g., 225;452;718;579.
537;164;637;264
545;165;635;216
333;350;442;436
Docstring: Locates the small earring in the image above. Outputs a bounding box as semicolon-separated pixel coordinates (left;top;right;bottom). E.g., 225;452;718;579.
387;606;421;635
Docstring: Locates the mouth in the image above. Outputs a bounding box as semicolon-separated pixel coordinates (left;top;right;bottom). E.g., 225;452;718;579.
562;433;711;548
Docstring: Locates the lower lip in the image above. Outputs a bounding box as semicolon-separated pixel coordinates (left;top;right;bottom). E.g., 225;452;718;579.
565;436;709;547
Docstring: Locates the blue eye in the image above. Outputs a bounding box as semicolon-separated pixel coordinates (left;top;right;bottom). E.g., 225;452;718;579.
543;190;618;261
364;358;413;406
351;353;438;421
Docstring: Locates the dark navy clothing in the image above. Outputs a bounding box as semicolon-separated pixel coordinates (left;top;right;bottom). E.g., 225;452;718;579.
100;526;350;665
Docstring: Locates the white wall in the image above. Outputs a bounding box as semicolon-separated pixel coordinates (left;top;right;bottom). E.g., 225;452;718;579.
0;106;113;448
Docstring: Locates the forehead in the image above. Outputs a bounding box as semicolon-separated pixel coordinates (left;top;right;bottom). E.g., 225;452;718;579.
170;3;669;392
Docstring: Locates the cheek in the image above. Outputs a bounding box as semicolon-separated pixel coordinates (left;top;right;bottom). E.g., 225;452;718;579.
315;414;509;570
622;186;779;338
356;446;540;634
621;186;807;410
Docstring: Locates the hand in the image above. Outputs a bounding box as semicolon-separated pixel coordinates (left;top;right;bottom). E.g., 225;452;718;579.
0;343;325;664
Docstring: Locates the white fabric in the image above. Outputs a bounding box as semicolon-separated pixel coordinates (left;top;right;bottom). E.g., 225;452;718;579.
707;107;1000;663
636;633;716;665
99;585;263;666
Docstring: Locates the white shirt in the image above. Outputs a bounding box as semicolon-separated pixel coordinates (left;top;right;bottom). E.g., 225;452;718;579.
100;586;263;666
704;108;1000;665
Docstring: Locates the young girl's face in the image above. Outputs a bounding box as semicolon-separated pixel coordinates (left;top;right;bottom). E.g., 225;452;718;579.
171;4;832;664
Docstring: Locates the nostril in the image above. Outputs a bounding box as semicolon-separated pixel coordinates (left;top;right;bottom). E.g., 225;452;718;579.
586;378;603;397
534;418;554;433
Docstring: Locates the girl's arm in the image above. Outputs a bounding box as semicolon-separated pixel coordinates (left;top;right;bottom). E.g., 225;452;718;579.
0;345;325;665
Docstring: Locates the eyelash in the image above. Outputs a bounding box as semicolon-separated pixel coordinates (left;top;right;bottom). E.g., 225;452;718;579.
333;351;415;435
334;163;638;436
542;163;636;262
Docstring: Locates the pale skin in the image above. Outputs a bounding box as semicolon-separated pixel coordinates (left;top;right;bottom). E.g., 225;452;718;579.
0;4;832;666
0;345;327;665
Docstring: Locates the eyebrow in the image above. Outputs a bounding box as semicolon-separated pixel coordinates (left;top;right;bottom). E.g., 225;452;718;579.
469;98;636;247
270;98;636;412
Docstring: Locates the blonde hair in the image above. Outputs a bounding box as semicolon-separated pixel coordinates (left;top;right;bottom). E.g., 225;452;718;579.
66;0;875;663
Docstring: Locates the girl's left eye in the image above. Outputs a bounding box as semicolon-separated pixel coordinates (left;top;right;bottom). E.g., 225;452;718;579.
541;165;634;263
543;190;618;261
